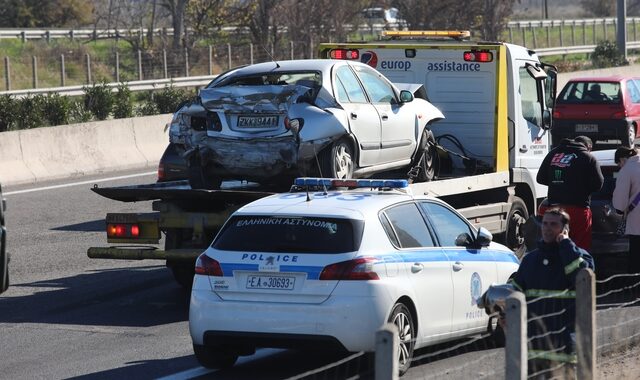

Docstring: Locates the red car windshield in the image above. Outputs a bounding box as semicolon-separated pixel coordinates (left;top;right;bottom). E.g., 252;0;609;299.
557;81;622;104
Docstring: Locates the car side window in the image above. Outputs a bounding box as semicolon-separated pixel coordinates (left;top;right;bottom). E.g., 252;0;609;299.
353;65;397;104
381;203;435;248
628;80;640;104
335;66;367;103
419;201;474;247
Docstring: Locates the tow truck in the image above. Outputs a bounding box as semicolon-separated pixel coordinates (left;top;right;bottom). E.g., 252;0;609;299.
88;31;557;288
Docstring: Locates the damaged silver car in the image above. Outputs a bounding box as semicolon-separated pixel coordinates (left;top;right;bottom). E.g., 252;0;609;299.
168;59;444;189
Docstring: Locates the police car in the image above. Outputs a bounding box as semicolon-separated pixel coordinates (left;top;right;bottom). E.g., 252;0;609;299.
188;178;519;375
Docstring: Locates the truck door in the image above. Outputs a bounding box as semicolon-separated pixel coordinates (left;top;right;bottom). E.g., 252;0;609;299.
334;65;382;166
352;64;416;164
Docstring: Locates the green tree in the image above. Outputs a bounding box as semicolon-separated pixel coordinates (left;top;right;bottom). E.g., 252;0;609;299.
0;0;93;27
581;0;615;17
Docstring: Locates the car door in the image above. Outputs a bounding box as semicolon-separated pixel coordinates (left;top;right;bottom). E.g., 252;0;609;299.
419;201;499;335
628;80;640;138
334;65;382;166
352;64;417;164
380;202;453;340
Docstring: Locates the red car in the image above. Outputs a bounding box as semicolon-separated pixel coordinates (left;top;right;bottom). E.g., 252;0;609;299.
552;76;640;148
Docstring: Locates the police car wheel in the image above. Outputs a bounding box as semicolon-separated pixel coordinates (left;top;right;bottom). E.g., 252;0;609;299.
320;139;354;179
388;303;415;376
193;344;238;369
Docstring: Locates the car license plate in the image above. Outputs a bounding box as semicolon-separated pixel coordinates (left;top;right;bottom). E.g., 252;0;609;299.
238;115;278;128
246;274;295;290
575;124;598;133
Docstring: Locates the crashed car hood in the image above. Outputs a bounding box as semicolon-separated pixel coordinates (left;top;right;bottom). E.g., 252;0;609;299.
199;85;316;113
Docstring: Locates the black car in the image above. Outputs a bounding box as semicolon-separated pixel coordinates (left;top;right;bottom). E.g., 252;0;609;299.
157;143;189;183
1;183;8;293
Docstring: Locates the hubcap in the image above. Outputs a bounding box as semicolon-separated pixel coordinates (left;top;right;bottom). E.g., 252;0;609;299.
628;126;636;147
334;145;353;179
392;311;413;368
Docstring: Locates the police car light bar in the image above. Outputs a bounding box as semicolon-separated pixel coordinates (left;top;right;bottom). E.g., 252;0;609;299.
383;30;471;40
294;177;408;189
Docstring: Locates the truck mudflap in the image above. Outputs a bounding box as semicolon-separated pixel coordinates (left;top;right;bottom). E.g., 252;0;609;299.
87;247;202;261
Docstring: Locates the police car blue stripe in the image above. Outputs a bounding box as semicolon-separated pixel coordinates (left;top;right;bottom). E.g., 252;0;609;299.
221;263;259;274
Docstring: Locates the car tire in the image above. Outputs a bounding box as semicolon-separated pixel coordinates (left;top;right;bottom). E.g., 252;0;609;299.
623;124;637;148
388;303;415;376
505;197;529;259
188;156;222;190
193;344;238;369
414;129;436;182
319;138;354;179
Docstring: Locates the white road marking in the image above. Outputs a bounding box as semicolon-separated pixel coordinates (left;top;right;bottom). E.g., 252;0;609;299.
4;171;157;196
156;349;285;380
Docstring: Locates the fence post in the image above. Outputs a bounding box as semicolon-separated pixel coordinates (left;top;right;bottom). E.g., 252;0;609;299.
508;27;513;43
250;43;254;64
571;22;576;46
85;53;91;84
505;292;527;380
576;268;596;380
559;21;564;46
45;31;51;44
208;45;213;75
20;31;26;43
521;26;526;47
227;43;232;70
60;54;65;87
137;49;142;80
583;21;587;45
545;25;550;47
4;57;10;91
70;30;74;41
184;47;189;77
163;49;168;78
115;51;120;82
531;25;537;48
32;56;37;89
593;22;597;44
634;19;637;42
375;323;398;380
290;40;294;60
603;19;608;41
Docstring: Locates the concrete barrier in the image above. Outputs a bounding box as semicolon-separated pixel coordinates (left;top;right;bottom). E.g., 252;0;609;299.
0;114;171;186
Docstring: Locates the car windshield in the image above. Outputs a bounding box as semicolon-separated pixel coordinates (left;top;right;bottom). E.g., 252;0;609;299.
557;81;622;104
213;215;364;253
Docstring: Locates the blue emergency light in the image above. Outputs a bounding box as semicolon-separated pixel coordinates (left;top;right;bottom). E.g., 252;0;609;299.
294;177;408;189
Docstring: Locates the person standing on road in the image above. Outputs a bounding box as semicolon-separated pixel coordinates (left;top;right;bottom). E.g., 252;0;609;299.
537;136;603;251
612;147;640;274
509;207;595;379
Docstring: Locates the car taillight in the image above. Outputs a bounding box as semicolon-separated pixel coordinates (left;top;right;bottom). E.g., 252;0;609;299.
611;110;627;119
319;257;380;280
195;253;223;276
157;162;165;181
107;223;140;238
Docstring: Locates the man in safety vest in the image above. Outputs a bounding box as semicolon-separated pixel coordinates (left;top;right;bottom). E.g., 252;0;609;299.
509;207;595;379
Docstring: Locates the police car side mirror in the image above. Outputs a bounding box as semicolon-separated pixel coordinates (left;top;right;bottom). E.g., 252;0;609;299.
399;90;413;103
455;232;473;247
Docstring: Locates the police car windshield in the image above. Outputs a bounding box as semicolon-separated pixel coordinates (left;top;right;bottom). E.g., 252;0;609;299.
213;216;364;253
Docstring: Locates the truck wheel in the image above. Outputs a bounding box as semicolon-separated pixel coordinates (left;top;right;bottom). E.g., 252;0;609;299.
319;138;354;179
388;303;415;376
188;157;222;190
193;344;238;369
414;130;436;182
506;197;528;258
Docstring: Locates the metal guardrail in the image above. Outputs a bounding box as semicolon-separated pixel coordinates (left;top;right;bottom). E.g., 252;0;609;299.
536;41;640;56
1;75;217;98
507;17;640;28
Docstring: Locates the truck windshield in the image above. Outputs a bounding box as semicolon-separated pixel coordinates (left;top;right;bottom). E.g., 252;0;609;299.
213;216;364;253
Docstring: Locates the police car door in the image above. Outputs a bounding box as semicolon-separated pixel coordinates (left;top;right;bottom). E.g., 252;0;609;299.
381;202;453;339
418;201;499;335
334;64;382;166
353;64;416;164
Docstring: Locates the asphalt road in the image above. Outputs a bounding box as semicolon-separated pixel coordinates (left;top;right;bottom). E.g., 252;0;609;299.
0;169;636;380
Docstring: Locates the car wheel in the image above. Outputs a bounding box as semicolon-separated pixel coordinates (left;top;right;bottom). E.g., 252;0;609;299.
414;130;436;182
388;303;415;376
193;344;238;369
624;124;637;148
320;139;354;179
506;197;528;259
188;156;222;190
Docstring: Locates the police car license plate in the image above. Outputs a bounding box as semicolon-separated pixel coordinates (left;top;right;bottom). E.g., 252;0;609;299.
246;274;295;290
575;124;598;133
238;115;278;128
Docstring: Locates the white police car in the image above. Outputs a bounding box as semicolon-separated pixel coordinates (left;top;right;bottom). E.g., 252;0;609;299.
189;178;519;375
